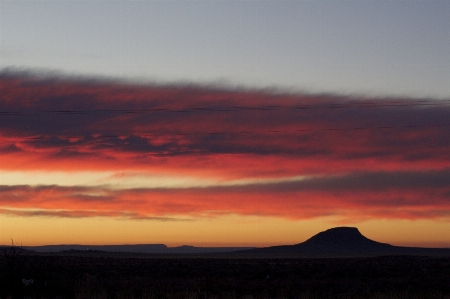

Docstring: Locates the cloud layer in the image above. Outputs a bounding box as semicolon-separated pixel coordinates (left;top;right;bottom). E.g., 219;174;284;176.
1;72;449;221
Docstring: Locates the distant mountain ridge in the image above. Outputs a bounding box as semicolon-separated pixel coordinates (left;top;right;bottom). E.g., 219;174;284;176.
242;227;450;257
16;244;254;254
3;227;449;256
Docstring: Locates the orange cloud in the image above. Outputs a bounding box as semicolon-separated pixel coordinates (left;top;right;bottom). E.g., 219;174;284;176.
1;73;449;223
1;169;449;221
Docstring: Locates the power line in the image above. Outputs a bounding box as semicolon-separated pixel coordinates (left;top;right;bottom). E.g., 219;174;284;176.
10;123;449;141
1;100;449;115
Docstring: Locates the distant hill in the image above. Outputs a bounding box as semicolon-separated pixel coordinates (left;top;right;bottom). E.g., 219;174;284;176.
3;227;449;257
18;244;254;254
0;245;35;254
241;227;450;257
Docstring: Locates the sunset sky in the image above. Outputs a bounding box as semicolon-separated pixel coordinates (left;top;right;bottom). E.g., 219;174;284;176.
1;1;449;248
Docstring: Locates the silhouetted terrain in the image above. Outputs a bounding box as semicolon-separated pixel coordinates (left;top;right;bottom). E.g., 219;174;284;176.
1;253;449;299
241;227;450;257
2;227;449;258
14;244;254;254
2;227;450;298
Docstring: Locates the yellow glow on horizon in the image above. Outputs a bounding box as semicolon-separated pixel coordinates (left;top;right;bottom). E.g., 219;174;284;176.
358;219;450;248
1;213;449;248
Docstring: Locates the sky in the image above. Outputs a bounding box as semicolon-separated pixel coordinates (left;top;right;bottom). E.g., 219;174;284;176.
0;1;449;248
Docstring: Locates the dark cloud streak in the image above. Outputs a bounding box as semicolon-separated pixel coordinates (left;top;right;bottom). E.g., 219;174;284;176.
1;72;449;221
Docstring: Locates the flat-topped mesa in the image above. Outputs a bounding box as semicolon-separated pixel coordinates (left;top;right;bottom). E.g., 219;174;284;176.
242;226;396;255
298;227;391;253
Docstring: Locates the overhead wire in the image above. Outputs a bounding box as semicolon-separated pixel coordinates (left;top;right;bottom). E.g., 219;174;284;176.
9;123;450;142
1;100;449;141
1;99;450;116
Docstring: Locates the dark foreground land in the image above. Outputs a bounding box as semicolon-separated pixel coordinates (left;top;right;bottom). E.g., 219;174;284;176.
1;252;450;299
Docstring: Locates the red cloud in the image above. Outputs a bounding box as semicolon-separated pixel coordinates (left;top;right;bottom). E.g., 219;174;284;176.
1;169;449;221
1;73;449;221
